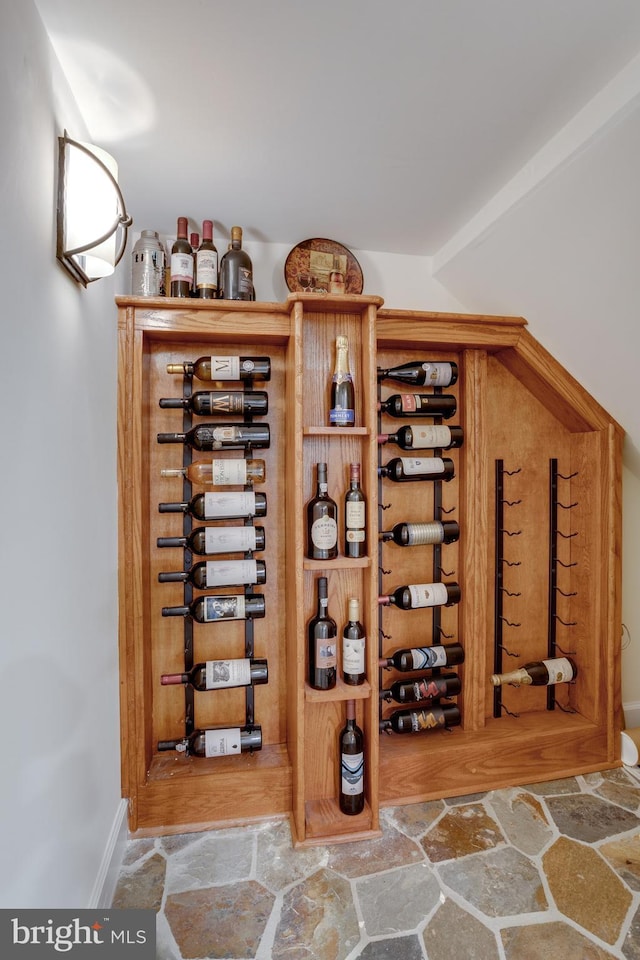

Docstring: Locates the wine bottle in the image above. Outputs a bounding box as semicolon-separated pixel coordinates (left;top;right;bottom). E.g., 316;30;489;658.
308;576;337;690
166;356;271;381
381;704;461;734
157;525;265;555
381;672;461;704
170;217;194;297
342;597;366;686
158;725;262;757
379;582;461;609
158;558;266;588
377;361;458;387
196;219;218;299
190;232;200;295
344;462;366;558
156;423;270;451
161;458;266;486
379;457;455;483
161;593;265;622
158;490;267;520
161;657;268;690
159;390;268;416
490;657;577;687
379;393;457;419
378;425;464;450
382;642;465;671
339;701;365;815
306;462;338;560
218;226;254;300
329;335;355;427
379;520;460;546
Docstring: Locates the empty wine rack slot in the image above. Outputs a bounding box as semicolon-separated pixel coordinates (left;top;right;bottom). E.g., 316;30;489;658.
548;458;579;713
493;460;523;718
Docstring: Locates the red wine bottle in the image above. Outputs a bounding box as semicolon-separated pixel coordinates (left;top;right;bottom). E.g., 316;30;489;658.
381;672;461;704
166;356;271;381
308;576;337;690
157;423;270;451
381;704;461;734
159;390;268;416
306;462;338;560
342;597;366;686
382;642;465;671
161;458;266;486
378;425;463;450
170;217;193;297
339;700;365;815
218;226;254;300
379;456;455;482
161;657;268;690
329;335;355;427
158;559;266;588
344;462;366;558
379;582;461;609
379;393;457;419
377;361;458;387
195;219;218;299
161;593;265;622
490;657;577;687
158;725;262;757
157;525;265;555
158;490;267;520
379;520;460;546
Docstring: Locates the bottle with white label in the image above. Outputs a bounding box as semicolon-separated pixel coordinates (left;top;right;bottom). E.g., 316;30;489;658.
339;700;365;815
156;525;265;555
344;462;366;558
161;658;268;690
158;490;267;520
195;220;218;299
161;593;265;622
342;597;366;685
378;425;463;451
156;423;270;451
166;356;271;381
379;457;455;483
306;462;338;560
490;657;577;687
379;520;460;546
158;725;262;757
379;582;461;610
160;458;266;486
377;361;458;387
382;642;465;672
170;217;194;298
158;559;266;588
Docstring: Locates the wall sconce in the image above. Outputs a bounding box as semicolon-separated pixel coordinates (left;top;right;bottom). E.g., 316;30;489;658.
56;130;133;287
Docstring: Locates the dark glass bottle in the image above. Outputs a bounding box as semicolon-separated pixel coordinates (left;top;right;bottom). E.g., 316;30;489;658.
342;597;366;686
306;462;338;560
377;361;458;387
379;456;455;483
379;393;457;419
157;525;265;555
307;576;337;690
344;462;366;558
381;704;461;734
218;226;254;300
378;425;464;450
339;700;365;815
158;490;267;520
161;593;265;622
196;219;218;299
161;657;268;690
158;559;266;588
379;582;461;609
490;657;577;687
381;672;461;704
158;725;262;757
382;642;465;672
379;520;460;546
166;356;271;381
159;390;268;416
329;335;355;427
170;217;194;297
156;423;270;451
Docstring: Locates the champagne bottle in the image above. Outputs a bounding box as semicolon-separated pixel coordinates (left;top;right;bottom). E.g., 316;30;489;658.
379;456;455;483
157;525;265;555
378;425;464;450
381;672;461;704
158;725;262;757
161;458;266;486
342;597;366;686
379;520;460;546
382;642;465;671
381;704;461;734
166;355;271;381
308;576;337;690
159;390;268;416
379;582;461;609
306;462;338;560
158;558;266;588
161;657;268;690
170;217;194;297
344;462;366;558
196;219;218;299
339;700;365;815
379;393;457;419
218;226;254;300
158;490;267;520
377;361;458;387
329;335;355;426
156;423;270;451
490;657;577;687
161;593;265;622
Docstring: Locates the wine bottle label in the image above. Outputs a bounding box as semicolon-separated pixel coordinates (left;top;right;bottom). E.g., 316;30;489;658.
330;407;355;426
345;502;366;532
211;459;248;485
238;267;253;295
400;457;446;475
422;362;453;386
204;727;241;756
207;394;245;413
408;583;449;608
196;251;218;287
204;526;258;553
315;637;337;670
407;426;452;449
202;595;246;622
204;559;258;586
406;522;444;545
205;659;251;689
544;658;575;683
170;252;193;283
411;645;447;669
311;516;338;550
410;709;447;731
203;491;256;518
208;356;241;378
341;752;364;795
343;636;366;674
211;426;243;445
413;678;449;701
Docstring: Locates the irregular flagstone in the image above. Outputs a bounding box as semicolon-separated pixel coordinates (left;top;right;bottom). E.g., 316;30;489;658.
489;790;553;856
122;838;156;866
165;881;274;959
422;897;500;960
356;934;424;959
327;823;423;878
543;836;632;944
381;800;445;838
160;832;203;855
600;832;640;891
622;902;640;960
112;852;166;910
165;832;254;894
272;867;360;960
256;819;326;892
438;846;547;917
355;862;440;936
420;802;504;862
501;920;620;959
523;776;581;796
545;793;640;843
596;779;640;813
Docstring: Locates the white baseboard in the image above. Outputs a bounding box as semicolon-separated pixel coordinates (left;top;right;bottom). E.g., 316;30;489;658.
87;799;129;908
623;701;640;730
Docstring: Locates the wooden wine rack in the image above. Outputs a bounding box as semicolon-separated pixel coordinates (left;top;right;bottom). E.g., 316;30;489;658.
117;294;623;842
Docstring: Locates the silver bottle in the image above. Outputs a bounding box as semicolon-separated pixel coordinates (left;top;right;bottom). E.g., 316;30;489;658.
132;230;166;296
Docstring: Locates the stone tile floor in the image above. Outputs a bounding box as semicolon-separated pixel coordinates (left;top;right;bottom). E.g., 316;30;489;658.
113;765;640;959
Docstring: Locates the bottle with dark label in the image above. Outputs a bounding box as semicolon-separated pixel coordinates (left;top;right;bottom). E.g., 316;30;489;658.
329;335;355;427
170;217;194;297
490;657;577;687
381;672;461;704
158;725;262;757
378;425;464;450
161;593;265;622
157;525;265;555
156;423;270;451
218;226;254;300
306;462;338;560
308;576;337;690
379;520;460;546
344;462;366;558
342;597;366;686
166;356;271;381
339;700;365;815
161;458;266;486
377;361;458;387
382;642;465;672
379;582;461;610
379;457;455;483
381;704;461;734
159;391;268;416
196;219;218;299
158;490;267;520
158;559;266;588
379;393;457;419
161;658;268;690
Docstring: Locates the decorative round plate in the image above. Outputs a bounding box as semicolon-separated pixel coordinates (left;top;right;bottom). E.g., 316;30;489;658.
284;238;364;294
